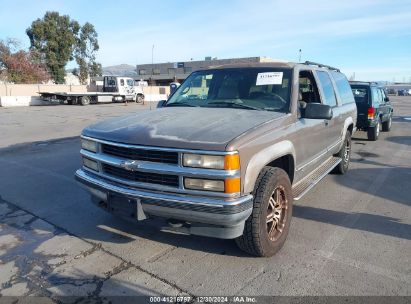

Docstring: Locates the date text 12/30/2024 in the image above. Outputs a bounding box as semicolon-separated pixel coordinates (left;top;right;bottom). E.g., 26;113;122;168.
149;296;257;303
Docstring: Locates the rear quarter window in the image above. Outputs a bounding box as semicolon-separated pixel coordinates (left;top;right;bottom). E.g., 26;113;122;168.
331;71;355;105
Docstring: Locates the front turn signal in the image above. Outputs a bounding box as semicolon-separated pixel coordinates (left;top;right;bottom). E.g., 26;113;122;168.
225;178;241;194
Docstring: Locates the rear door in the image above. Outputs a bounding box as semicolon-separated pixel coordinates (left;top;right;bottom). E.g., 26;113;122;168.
371;86;383;121
378;88;391;122
330;71;356;153
316;70;341;151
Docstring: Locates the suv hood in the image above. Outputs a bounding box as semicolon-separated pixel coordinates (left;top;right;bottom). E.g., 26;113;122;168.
82;107;285;150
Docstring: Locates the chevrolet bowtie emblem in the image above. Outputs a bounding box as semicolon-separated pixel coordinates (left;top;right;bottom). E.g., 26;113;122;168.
120;160;141;171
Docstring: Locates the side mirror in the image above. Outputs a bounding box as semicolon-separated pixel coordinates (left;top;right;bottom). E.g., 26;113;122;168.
157;100;166;108
384;97;390;102
304;103;333;120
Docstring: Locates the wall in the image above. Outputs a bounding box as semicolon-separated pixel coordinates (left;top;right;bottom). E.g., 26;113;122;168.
0;83;170;97
0;84;88;97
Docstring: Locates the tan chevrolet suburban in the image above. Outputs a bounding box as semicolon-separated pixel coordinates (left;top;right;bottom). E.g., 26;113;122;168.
75;61;357;257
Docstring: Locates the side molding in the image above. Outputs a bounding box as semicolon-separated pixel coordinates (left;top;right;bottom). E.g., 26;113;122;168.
243;140;296;193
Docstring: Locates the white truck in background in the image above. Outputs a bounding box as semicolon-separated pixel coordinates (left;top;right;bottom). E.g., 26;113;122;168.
39;76;145;106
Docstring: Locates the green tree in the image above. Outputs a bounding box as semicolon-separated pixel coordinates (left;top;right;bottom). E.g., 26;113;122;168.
26;12;80;83
75;22;101;84
26;12;102;84
89;62;103;77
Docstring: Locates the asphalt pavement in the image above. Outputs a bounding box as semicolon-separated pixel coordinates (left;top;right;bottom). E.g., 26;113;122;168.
0;97;410;300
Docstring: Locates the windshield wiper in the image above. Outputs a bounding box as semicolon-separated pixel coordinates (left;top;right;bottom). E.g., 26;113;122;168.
166;102;197;107
205;101;262;111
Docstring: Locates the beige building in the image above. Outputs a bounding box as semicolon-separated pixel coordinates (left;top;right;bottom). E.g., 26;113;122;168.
136;56;276;86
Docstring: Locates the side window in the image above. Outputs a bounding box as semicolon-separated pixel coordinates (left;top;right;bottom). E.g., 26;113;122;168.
377;89;383;104
331;71;355;104
316;71;337;106
371;87;380;104
298;70;321;105
120;79;125;86
379;89;387;103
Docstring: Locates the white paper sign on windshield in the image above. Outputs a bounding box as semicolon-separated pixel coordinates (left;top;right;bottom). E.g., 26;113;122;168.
256;72;283;86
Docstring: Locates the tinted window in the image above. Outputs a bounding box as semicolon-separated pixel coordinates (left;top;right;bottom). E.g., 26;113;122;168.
351;86;369;103
331;71;355;104
317;71;337;106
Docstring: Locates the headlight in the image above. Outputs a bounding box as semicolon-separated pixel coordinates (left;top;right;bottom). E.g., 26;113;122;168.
81;138;98;153
83;157;99;171
184;178;224;192
183;153;240;170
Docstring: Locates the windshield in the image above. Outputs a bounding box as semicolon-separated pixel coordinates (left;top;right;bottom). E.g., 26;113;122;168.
127;79;134;86
351;86;369;103
166;68;292;112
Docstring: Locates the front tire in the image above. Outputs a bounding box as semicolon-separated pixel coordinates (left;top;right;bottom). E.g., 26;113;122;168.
236;167;293;257
136;94;144;104
333;130;352;175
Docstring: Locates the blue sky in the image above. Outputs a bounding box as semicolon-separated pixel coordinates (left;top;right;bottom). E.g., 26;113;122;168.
0;0;410;81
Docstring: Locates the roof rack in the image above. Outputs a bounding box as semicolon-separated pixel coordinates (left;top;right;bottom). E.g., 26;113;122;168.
349;80;378;85
303;61;340;72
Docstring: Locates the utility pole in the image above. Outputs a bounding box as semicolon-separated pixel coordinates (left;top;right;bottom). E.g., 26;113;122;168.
298;49;302;63
150;44;154;110
151;44;154;73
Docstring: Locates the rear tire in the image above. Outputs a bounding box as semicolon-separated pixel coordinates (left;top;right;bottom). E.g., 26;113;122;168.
80;96;91;106
367;120;380;141
235;167;293;257
332;130;351;175
382;115;392;132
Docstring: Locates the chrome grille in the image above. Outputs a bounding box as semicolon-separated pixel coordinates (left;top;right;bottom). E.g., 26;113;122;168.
102;164;179;187
102;144;178;164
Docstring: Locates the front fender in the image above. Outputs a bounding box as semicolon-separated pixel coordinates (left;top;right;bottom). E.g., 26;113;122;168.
243;140;296;193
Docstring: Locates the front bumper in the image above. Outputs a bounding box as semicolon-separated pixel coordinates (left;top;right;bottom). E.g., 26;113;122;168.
75;169;253;239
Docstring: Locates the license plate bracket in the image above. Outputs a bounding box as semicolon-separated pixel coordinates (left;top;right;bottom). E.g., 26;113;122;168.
107;193;146;220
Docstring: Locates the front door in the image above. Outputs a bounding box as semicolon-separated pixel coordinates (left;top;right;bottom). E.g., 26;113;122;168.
293;70;331;181
316;70;342;151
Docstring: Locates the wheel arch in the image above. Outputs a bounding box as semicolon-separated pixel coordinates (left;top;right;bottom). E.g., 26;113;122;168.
342;116;354;138
243;140;296;193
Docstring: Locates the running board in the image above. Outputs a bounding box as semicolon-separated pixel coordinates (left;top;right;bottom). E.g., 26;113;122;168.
292;156;341;201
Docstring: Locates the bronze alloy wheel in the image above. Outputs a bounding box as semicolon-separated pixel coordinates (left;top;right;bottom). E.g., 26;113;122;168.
266;185;288;241
343;138;351;163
